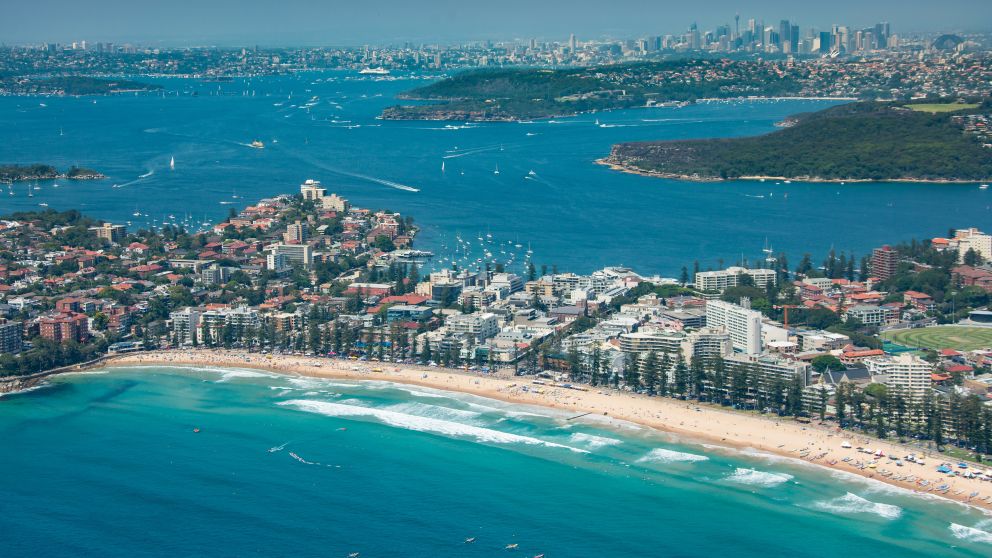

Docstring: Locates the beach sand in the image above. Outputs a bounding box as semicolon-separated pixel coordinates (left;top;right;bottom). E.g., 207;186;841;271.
109;349;992;511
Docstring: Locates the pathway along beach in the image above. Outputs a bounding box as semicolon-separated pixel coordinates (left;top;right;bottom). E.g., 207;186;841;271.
109;349;992;512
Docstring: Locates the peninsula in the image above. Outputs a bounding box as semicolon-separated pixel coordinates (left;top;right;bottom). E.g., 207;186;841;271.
381;61;804;121
0;164;106;182
600;99;992;182
0;76;161;96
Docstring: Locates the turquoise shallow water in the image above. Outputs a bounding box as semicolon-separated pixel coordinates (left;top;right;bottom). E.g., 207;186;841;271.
1;366;991;557
2;71;991;275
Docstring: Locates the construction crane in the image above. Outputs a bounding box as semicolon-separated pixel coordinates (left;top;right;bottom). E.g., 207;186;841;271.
773;304;801;330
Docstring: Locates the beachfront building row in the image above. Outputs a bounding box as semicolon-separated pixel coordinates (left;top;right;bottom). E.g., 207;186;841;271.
169;306;261;345
865;353;934;401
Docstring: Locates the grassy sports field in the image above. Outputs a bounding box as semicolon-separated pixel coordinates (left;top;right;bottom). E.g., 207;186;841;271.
882;326;992;351
904;103;979;114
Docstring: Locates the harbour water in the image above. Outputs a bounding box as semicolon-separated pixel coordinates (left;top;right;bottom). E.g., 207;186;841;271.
2;71;990;275
1;366;991;557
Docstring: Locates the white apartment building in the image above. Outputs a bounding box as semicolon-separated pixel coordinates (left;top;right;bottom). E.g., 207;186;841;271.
694;266;777;292
845;304;885;326
300;179;326;201
619;329;686;355
446;312;500;343
955;228;992;262
266;252;289;273
865;353;933;401
705;299;763;355
269;243;313;268
169;307;202;345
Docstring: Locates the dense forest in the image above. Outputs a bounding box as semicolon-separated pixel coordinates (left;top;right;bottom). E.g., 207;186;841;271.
604;99;992;181
382;60;804;120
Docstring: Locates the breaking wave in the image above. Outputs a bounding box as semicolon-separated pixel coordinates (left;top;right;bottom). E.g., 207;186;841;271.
725;468;793;487
215;369;278;382
810;493;902;520
569;432;622;450
278;399;586;453
637;448;709;464
950;522;992;544
385;401;482;423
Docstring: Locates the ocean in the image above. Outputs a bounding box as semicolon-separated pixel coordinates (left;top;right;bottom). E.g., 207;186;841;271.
2;70;989;276
1;366;991;557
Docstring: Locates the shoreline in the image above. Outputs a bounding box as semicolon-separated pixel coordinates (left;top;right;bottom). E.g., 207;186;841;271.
594;158;991;185
98;349;992;512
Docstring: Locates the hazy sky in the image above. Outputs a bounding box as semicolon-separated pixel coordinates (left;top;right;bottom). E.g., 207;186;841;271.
3;0;989;46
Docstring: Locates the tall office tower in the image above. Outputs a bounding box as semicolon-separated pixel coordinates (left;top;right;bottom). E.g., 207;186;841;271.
569;33;576;52
779;20;791;51
735;13;740;39
819;31;832;53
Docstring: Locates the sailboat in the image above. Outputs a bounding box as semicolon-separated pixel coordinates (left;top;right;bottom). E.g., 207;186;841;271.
441;160;445;173
170;156;175;170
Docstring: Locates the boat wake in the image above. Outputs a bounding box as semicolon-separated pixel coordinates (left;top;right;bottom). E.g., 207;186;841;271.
636;448;709;464
278;399;587;453
725;467;793;487
810;493;902;520
275;148;420;192
289;452;322;465
268;442;290;453
138;169;154;179
950;522;992;544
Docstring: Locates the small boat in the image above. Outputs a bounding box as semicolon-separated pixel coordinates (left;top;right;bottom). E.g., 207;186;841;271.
170;156;175;169
249;140;264;149
441;161;445;173
464;538;476;544
348;553;360;558
505;544;518;549
494;163;500;175
981;184;989;190
38;202;48;207
193;428;200;433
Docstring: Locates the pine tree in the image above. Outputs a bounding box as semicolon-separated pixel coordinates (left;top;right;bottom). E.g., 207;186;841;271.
641;351;659;395
624;353;640;390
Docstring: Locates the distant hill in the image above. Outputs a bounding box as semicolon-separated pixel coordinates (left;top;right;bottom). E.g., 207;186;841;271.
600;99;992;183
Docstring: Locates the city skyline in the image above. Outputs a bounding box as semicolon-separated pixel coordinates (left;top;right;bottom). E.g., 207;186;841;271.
2;0;990;46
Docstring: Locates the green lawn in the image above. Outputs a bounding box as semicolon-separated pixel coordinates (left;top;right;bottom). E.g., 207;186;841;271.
904;103;979;113
882;326;992;351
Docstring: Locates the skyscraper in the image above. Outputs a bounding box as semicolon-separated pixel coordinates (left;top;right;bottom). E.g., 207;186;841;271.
819;31;833;53
779;20;792;51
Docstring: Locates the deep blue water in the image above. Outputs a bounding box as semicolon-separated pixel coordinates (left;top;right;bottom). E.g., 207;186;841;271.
1;367;991;557
2;70;990;275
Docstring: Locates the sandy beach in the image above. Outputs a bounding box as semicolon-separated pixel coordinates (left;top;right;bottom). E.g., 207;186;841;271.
108;349;992;511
